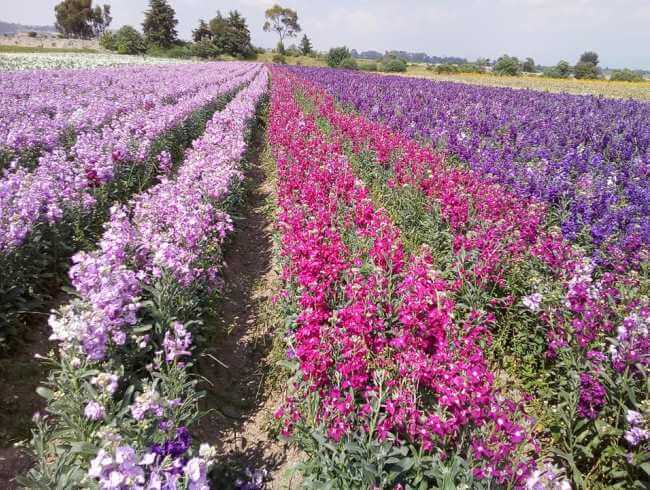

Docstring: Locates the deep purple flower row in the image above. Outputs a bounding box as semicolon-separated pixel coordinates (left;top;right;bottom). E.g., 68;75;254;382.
288;67;650;266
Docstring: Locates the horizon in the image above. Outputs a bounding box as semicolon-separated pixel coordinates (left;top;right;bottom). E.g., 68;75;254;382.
2;0;650;70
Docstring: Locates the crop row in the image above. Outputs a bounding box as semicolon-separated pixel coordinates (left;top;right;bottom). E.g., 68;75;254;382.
0;63;233;164
0;52;191;71
0;63;258;342
20;66;268;488
270;68;648;487
288;67;650;269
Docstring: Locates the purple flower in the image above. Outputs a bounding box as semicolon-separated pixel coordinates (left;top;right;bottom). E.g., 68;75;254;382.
577;373;606;420
84;401;105;421
624;427;650;447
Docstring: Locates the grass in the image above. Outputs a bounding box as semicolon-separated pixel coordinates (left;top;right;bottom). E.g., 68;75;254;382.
402;65;650;101
0;45;99;54
257;51;327;67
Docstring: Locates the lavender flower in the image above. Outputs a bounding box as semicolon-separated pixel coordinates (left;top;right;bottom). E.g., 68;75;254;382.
522;293;543;312
84;401;105;421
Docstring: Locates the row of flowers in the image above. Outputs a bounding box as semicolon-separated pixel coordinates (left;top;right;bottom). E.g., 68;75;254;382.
272;69;649;487
0;63;259;344
0;52;191;72
0;63;228;164
284;68;650;484
0;62;257;252
287;67;650;269
267;67;561;488
21;67;269;489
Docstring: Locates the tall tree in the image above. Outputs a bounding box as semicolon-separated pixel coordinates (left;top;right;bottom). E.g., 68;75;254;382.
579;51;599;65
194;10;254;59
54;0;110;39
494;54;521;76
522;57;536;73
142;0;178;49
263;4;301;53
192;19;212;42
220;10;253;58
300;34;312;55
574;51;601;79
90;4;111;37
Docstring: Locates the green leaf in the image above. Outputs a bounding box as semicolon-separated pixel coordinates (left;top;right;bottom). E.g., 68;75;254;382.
69;442;98;456
36;387;54;400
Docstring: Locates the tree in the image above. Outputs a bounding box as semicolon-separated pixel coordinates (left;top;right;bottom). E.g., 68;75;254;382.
193;10;254;59
263;4;301;53
90;4;111;37
99;30;115;50
327;46;351;68
494;54;521;76
556;60;572;77
114;25;146;54
192;19;212;43
142;0;178;49
300;34;312;56
579;51;599;65
609;69;644;82
55;0;109;39
191;38;219;59
218;10;254;58
381;55;407;73
522;57;536;73
574;51;601;79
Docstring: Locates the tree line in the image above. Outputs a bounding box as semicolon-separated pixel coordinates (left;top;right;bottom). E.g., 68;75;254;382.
51;0;646;80
53;0;311;60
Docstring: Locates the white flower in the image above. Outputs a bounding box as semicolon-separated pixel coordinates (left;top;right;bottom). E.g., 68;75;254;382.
522;293;543;312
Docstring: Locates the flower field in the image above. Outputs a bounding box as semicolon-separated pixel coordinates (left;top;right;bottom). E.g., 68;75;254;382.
265;67;648;488
0;58;647;489
401;69;650;102
0;52;190;71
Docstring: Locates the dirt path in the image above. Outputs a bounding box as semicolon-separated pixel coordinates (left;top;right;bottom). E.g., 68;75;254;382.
194;130;301;489
0;311;55;488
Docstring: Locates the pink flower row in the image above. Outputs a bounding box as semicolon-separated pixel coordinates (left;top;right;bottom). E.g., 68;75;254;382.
269;67;538;486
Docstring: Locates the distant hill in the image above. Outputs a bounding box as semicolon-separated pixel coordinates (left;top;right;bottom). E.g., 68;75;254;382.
0;20;56;35
351;49;467;65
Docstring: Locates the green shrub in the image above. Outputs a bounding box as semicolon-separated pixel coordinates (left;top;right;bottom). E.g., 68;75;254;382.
164;45;192;59
190;38;219;59
494;55;521;76
27;31;38;38
544;60;572;78
327;46;351;67
436;64;460;74
359;61;378;72
99;31;116;51
272;53;286;64
574;61;601;79
380;58;407;73
610;69;644;82
339;57;358;70
114;26;146;55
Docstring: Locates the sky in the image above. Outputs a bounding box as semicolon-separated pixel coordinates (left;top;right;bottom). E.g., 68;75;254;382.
3;0;650;69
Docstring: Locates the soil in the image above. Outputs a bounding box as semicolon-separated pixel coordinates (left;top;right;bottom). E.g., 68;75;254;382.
0;310;55;489
194;132;301;489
